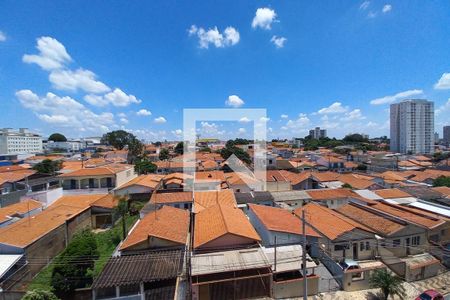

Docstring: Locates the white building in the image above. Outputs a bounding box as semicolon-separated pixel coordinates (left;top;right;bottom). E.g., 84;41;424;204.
46;140;85;152
309;127;327;139
390;99;434;154
0;128;43;155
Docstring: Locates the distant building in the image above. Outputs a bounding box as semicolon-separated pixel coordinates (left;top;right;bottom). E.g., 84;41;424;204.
434;132;439;144
0;128;42;155
309;127;327;139
390;99;434;154
444;126;450;146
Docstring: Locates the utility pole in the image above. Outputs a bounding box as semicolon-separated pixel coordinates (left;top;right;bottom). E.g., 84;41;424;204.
302;209;308;299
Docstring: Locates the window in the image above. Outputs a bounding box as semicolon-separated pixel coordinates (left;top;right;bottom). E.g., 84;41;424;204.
412;236;421;246
365;241;370;250
360;242;364;251
392;239;401;248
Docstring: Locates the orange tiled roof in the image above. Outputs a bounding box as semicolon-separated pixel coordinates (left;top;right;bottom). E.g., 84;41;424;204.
0;199;42;223
194;203;260;249
116;174;163;190
294;203;374;240
120;206;189;250
306;188;358;200
0;170;36;184
337;174;379;190
50;194;110;209
336;203;405;236
150;191;193;205
92;194;119;209
0;165;29;173
371;202;446;229
248;204;320;237
278;170;311;186
310;171;340;182
195;171;226;181
225;172;260;186
374;188;411;199
431;186;450;197
193;190;237;213
58;164;133;177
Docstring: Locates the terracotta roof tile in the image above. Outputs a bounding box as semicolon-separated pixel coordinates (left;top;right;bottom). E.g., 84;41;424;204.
374;188;411;199
306;188;358;201
150;191;193;205
116;174;163;190
193;190;237;213
294;203;374;240
194;203;260;249
0;199;42;223
248;204;320;237
58;164;134;177
120;206;189;250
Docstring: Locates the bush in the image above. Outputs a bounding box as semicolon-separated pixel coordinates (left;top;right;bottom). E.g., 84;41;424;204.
22;289;59;300
433;176;450;187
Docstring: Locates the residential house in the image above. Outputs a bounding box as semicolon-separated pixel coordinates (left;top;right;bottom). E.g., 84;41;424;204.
193;189;237;213
0;199;42;227
114;174;163;200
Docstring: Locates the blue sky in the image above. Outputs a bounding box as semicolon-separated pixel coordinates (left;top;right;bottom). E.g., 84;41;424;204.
0;0;449;141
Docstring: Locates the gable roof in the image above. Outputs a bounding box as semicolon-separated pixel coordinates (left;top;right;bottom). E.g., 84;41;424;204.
50;194;110;210
58;164;133;177
193;189;237;213
0;199;42;223
120;206;189;250
0;170;36;184
294;203;374;240
278;170;312;186
116;174;163;190
337;174;379;190
374;188;411;199
150;191;193;205
194;203;260;249
306;188;358;201
248;204;320;237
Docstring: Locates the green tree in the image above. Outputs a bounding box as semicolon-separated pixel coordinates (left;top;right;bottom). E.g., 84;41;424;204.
356;164;368;171
220;141;252;165
135;159;157;174
343;133;368;143
32;159;63;175
174;142;184;155
113;197;129;240
433;176;450;187
369;269;405;300
342;183;353;189
159;148;170;160
48;133;67;142
22;289;59;300
51;229;99;298
101;130;144;163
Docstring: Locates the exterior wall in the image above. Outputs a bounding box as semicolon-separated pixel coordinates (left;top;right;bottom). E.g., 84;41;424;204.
406;262;440;281
121;237;182;253
0;129;42;155
342;267;386;292
197;234;257;251
114;185;153;196
265;181;291;192
378;225;427;258
324;198;348;209
273;275;319;298
66;208;92;239
28;187;63;207
115;168;138;187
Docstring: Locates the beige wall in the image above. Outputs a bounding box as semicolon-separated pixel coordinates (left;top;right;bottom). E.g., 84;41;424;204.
273;275;319;298
115;168;137;187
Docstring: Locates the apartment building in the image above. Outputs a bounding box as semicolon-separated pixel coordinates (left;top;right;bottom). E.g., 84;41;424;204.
0;128;43;155
390;99;434;154
309;127;327;139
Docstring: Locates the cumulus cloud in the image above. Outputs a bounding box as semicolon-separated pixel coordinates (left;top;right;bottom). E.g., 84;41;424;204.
136;109;152;116
239;117;251;123
154;116;167;124
84;88;141;107
370;89;424;105
49;68;110;94
23;37;72;70
16;89;113;133
260;117;270;122
382;4;392;13
342;109;366;121
188;25;240;49
280;114;288;119
0;31;6;42
252;7;277;30
434;73;450;90
172;129;183;137
270;36;287;48
285;113;310;131
360;1;370;10
317;102;349;114
238;128;246;134
120;118;129;124
436;99;450;115
225;95;245;108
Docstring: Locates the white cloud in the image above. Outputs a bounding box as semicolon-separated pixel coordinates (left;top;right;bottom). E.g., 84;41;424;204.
318;102;349;114
188;25;240;49
382;4;392;13
16;89;113;133
343;109;366;121
270;36;287;48
0;31;6;42
252;7;277;30
436;99;450;115
49;68;110;94
367;11;377;18
117;112;127;118
172;129;183;137
370;89;424;105
239;117;251;123
226;95;245;108
23;37;72;70
360;1;370;10
285;113;310;131
154;116;167;124
120;118;129;124
238;128;246;134
199;121;225;136
84;88;141;107
281;114;288;119
434;73;450;90
260;117;270;123
136;109;152;116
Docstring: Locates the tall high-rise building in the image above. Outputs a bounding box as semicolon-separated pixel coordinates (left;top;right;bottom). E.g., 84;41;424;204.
390;99;434;154
309;127;327;139
0;128;43;155
444;126;450;146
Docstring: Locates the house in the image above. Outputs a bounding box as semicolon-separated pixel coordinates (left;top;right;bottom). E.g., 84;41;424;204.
193;203;260;252
278;170;319;190
0;199;42;227
193;170;227;191
114;174;163;200
147;191;193;213
247;204;321;247
59;164;137;190
305;188;361;209
255;170;291;192
316;156;345;171
263;245;320;298
0;168;36;207
193;189;237;213
234;191;275;210
120;206;189;254
271;190;312;210
337;174;383;190
224;172;262;193
191;247;272;300
92;250;184;300
162;172;192;190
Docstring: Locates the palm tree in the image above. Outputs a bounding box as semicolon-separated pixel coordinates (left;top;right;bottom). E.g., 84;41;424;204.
369;269;405;300
114;196;129;240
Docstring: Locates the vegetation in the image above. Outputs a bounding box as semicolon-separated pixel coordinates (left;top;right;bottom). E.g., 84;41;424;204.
174;142;184;155
51;229;99;298
433;176;450;187
199;146;211;152
22;289;59;300
101;130;144;162
113;197;129;240
343;133;368;143
303;136;344;151
369;269;405;300
134;158;157;174
32;159;63;175
342;183;353;189
220;140;252;165
159;148;170;160
48;133;67;142
356;163;368;171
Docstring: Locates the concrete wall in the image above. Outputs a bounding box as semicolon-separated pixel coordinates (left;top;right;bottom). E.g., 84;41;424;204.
342;267;386;292
114;185;153;197
272;275;319;298
406;261;441;282
115;168;138;188
28;187;63;207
